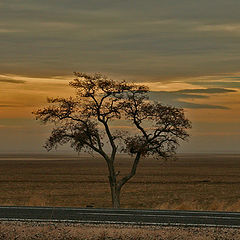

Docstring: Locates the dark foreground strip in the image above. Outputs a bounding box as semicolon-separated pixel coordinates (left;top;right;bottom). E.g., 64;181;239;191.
0;206;240;228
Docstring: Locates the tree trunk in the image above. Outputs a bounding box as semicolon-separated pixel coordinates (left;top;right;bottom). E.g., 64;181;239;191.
110;183;121;208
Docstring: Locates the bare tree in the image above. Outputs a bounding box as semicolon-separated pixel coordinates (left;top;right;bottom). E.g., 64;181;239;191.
33;72;191;208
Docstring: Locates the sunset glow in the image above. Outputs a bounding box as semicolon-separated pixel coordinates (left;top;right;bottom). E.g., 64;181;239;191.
0;1;240;153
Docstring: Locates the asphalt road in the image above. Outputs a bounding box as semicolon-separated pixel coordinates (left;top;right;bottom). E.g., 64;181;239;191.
0;206;240;227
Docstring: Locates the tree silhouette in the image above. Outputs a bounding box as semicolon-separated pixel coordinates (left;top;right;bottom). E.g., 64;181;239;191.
33;72;191;208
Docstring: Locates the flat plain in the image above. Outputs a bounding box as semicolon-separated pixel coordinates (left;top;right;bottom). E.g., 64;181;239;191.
0;153;240;211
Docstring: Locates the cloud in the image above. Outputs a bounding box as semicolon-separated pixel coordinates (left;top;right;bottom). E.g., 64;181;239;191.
0;78;26;84
189;81;240;89
174;101;229;110
196;24;240;33
0;28;24;33
0;104;17;108
150;91;208;101
149;87;235;109
183;74;240;89
225;77;240;79
1;1;240;79
176;88;237;94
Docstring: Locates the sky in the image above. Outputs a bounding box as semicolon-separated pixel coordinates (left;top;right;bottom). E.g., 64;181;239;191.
0;0;240;154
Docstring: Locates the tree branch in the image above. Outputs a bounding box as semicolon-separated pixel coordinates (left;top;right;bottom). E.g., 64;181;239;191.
102;121;117;162
118;151;141;189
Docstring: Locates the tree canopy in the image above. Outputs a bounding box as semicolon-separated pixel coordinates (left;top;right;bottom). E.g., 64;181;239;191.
34;72;191;208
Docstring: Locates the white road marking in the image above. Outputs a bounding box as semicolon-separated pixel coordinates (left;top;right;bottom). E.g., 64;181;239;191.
76;212;240;220
0;218;240;228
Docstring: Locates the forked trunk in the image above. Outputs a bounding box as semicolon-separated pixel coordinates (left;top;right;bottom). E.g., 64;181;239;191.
110;184;121;208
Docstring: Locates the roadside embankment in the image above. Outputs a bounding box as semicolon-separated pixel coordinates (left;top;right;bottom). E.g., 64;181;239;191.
0;221;239;240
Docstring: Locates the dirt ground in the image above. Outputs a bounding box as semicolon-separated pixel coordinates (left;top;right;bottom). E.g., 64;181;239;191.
0;221;239;240
0;153;240;211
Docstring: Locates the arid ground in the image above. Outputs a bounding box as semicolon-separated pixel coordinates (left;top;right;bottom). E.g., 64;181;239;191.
0;221;240;240
0;153;240;211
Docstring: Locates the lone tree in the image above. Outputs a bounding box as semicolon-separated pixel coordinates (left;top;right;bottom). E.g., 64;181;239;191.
34;72;191;208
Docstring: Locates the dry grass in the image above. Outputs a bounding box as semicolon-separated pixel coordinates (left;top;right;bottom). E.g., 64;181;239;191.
0;221;239;240
0;153;240;211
